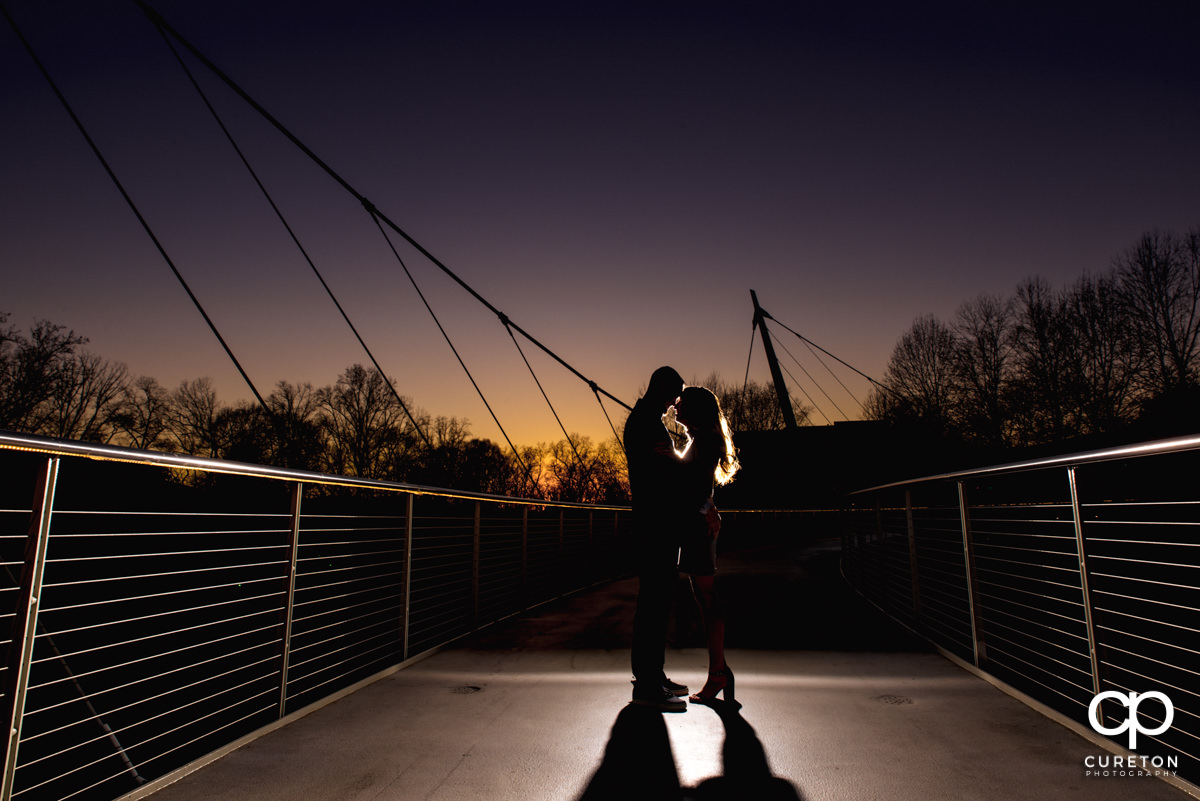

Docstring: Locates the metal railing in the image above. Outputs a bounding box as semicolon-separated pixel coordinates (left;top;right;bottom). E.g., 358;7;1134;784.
842;434;1200;792
0;431;633;801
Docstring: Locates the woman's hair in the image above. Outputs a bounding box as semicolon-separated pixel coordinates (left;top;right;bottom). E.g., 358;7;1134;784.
679;386;740;485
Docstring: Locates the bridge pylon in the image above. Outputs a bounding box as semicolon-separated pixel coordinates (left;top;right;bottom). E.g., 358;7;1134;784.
750;289;798;429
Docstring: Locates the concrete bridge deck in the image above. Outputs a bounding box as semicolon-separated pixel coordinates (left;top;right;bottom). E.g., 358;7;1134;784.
140;538;1192;801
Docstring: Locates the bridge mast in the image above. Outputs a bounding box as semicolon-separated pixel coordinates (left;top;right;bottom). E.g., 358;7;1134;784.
750;289;798;429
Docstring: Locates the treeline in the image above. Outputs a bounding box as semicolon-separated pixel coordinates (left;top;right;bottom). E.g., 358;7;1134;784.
0;316;629;502
866;226;1200;449
0;313;798;503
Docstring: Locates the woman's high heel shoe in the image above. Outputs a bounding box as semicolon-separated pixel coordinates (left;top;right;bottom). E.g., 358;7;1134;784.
689;667;737;707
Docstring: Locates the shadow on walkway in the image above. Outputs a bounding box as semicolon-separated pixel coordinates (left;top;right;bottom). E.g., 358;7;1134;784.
577;700;802;801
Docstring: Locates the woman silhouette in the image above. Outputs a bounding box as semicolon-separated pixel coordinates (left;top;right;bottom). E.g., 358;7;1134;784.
673;385;740;706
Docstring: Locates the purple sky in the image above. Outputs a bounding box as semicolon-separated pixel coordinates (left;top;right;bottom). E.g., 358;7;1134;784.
4;1;1199;447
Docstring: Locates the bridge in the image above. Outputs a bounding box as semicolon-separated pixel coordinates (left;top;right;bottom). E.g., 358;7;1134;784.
6;5;1200;799
2;430;1199;800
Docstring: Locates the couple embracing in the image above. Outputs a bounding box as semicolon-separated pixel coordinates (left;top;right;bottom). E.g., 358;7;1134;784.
623;366;740;712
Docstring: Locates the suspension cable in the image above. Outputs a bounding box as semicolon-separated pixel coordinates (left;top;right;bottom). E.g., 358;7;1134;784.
773;353;827;426
770;328;848;421
152;25;432;449
136;0;632;416
739;327;756;432
760;308;887;393
504;322;601;497
592;383;623;449
763;310;905;403
366;208;543;497
4;2;269;412
503;319;584;459
800;337;866;414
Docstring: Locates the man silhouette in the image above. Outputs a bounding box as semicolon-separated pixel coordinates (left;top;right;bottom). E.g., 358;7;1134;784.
624;366;690;711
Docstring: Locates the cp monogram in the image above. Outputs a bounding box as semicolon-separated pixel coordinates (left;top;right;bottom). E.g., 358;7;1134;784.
1088;691;1174;749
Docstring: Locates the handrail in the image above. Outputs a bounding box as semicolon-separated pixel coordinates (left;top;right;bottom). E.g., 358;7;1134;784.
0;430;622;511
842;432;1200;796
0;430;637;801
853;433;1200;494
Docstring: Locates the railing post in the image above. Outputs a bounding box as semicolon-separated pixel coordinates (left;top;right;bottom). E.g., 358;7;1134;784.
1068;467;1104;700
905;490;922;623
2;457;59;801
277;483;302;719
957;481;986;666
402;494;414;661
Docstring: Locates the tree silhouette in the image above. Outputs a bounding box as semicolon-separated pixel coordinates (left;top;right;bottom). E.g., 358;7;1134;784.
700;373;810;432
0;315;87;433
1115;228;1200;398
869;224;1200;448
1063;272;1139;434
319;365;411;479
951;293;1016;447
112;376;172;450
265;381;325;471
167;377;230;458
867;314;957;437
6;222;1198;490
42;351;128;443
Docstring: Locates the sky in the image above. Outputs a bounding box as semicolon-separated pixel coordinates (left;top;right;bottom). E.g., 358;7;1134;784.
4;0;1199;448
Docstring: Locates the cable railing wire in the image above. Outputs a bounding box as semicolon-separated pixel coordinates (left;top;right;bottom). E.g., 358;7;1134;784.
843;434;1200;795
1;431;648;799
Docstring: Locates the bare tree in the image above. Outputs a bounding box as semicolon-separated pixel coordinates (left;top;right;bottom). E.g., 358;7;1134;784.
416;415;478;488
112;376;172;450
166;377;229;458
543;434;627;503
319;365;409;479
698;373;809;431
1063;273;1140;434
428;415;471;449
509;443;548;498
866;315;957;436
1010;278;1076;444
220;402;277;465
1115;228;1200;397
458;438;518;495
265;380;325;470
42;352;128;443
0;316;87;433
951;294;1016;446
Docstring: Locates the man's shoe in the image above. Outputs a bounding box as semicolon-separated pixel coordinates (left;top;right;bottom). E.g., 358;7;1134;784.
631;687;687;712
664;678;689;697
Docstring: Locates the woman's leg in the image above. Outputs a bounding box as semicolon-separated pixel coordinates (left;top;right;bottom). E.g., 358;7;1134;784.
690;574;726;675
